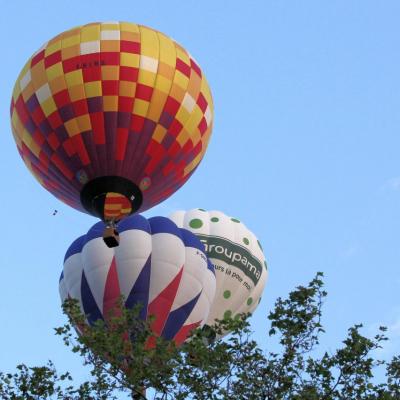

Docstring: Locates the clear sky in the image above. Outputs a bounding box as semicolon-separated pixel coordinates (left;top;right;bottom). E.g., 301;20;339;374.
1;0;400;391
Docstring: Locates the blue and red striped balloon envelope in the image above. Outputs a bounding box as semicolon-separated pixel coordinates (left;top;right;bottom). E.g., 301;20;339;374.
60;214;216;346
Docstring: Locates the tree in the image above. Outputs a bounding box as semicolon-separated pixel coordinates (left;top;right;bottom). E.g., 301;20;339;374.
1;272;400;399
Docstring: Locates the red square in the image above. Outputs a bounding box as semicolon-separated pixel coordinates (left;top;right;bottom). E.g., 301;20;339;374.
102;80;119;96
115;128;128;161
72;99;88;117
120;41;140;54
120;66;139;82
136;84;153;101
118;96;134;112
44;51;62;68
164;96;180;116
130;114;145;132
31;106;46;126
176;58;191;78
101;52;120;65
53;89;70;108
169;119;183;136
62;56;80;73
198;117;207;135
196;93;208;113
47;111;63;129
82;66;102;82
47;132;60;150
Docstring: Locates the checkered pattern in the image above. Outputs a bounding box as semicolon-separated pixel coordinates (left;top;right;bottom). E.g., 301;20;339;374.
10;22;213;215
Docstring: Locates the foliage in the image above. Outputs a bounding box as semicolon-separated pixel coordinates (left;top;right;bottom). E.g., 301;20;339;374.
1;273;400;399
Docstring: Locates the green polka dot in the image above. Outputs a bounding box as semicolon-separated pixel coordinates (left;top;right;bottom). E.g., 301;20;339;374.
223;310;232;319
223;290;231;299
231;218;240;223
243;237;250;245
257;240;263;251
247;297;253;306
210;217;219;222
198;208;206;211
264;260;268;269
189;218;203;229
234;314;241;321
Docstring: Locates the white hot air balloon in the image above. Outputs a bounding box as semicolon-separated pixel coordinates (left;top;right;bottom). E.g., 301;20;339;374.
169;209;268;336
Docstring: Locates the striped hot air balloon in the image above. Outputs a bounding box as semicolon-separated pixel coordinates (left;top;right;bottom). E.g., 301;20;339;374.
59;214;216;347
11;22;213;225
170;209;268;338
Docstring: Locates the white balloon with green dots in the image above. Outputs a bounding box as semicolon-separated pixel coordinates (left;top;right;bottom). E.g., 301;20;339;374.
169;209;268;336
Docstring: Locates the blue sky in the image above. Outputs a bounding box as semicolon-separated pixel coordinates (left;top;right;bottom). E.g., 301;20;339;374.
1;0;400;390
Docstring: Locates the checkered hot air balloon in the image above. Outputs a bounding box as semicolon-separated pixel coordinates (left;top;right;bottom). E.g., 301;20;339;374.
169;209;268;338
10;22;213;226
59;214;216;347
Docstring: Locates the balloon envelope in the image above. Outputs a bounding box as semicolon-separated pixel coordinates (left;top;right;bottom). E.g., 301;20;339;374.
169;209;268;334
11;22;213;222
59;214;216;346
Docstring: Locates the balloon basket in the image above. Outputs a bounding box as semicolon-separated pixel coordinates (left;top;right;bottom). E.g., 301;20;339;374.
103;226;120;248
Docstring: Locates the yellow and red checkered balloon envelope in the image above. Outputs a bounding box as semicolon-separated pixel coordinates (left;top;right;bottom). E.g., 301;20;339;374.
10;22;213;222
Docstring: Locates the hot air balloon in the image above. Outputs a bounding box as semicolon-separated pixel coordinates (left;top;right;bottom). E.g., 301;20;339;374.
11;22;213;244
169;209;268;337
59;214;216;348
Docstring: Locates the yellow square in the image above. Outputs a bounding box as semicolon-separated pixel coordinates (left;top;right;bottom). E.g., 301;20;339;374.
120;52;139;67
190;127;201;147
152;125;167;143
133;98;149;117
46;62;64;81
154;74;172;94
30;62;47;88
61;45;80;60
62;34;81;48
81;25;100;42
11;112;19;129
49;76;67;94
76;114;91;131
169;83;185;102
24;132;40;157
147;91;166;121
185;108;203;133
121;31;139;41
84;81;102;97
175;107;190;126
41;97;57;117
158;61;174;80
68;84;85;102
158;34;175;65
101;23;120;31
100;40;119;52
137;70;156;86
175;45;189;63
176;129;190;147
12;80;22;100
173;70;189;91
65;119;80;137
103;96;118;111
187;74;201;97
45;40;61;56
120;22;139;33
21;83;35;101
119;81;136;97
65;70;83;87
101;65;119;80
